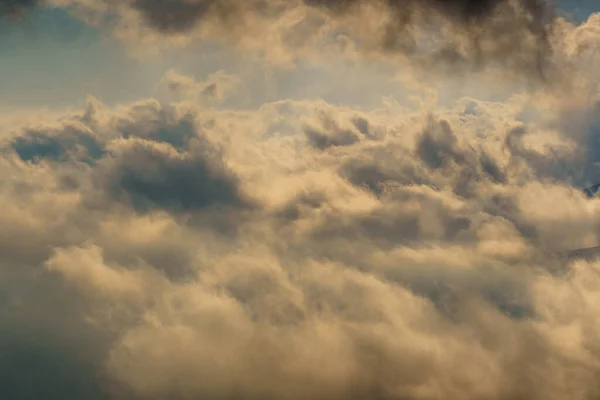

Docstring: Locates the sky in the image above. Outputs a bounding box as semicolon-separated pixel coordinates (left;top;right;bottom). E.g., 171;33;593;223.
2;1;600;399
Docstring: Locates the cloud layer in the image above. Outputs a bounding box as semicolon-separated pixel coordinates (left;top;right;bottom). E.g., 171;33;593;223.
3;3;600;400
2;47;600;398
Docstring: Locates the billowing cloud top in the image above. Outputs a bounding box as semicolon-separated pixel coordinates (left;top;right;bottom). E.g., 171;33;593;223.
3;2;600;400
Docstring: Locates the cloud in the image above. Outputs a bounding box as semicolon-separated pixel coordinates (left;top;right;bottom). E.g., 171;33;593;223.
102;137;253;213
0;0;38;19
11;122;104;164
3;24;600;398
157;69;240;105
33;0;595;83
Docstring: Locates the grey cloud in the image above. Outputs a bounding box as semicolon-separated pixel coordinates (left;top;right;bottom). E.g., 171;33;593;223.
8;101;253;216
131;0;214;34
316;111;595;262
0;0;38;18
581;116;600;187
106;103;253;215
415;119;470;170
116;105;197;150
351;117;382;140
275;190;327;223
0;329;108;400
584;182;600;197
179;0;557;78
12;125;105;165
479;150;507;184
28;0;577;82
504;125;581;183
0;249;125;400
303;110;383;150
340;144;432;195
104;138;252;213
124;0;554;34
481;192;539;240
2;101;253;285
337;117;508;200
303;186;475;255
304;125;359;150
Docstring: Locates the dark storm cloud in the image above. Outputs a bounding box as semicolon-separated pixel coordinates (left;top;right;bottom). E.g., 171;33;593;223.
306;0;548;22
357;0;557;79
132;0;214;33
129;0;555;34
128;0;282;35
0;0;38;18
0;0;571;80
121;0;561;79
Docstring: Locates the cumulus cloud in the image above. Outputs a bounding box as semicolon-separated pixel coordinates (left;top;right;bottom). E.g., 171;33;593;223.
2;57;600;399
4;3;600;399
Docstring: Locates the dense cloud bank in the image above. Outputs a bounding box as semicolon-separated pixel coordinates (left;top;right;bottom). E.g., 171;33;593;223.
2;2;600;399
4;0;578;81
2;56;600;398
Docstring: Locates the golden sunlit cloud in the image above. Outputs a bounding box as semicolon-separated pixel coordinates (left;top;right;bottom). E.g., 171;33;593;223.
2;2;600;400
